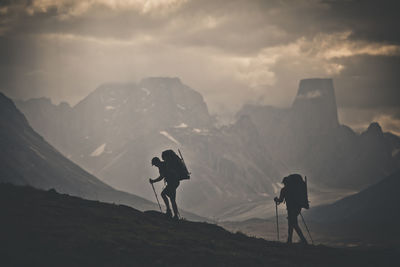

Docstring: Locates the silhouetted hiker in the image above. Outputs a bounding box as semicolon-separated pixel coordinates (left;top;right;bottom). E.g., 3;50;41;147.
274;174;309;244
149;157;180;219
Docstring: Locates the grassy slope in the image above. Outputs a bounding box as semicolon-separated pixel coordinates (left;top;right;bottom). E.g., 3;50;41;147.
0;183;396;267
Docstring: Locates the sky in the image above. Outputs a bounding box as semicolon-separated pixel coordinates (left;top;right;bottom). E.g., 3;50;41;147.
1;0;399;134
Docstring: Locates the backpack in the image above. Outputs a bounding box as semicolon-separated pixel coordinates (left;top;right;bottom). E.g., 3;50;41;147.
161;149;190;181
285;174;309;209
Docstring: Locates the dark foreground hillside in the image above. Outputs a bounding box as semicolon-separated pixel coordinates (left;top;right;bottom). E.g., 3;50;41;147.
0;183;396;267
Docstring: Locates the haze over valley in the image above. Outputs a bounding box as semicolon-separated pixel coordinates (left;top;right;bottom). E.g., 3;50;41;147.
15;77;400;221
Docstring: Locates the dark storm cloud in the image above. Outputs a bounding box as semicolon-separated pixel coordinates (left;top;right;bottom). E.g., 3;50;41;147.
324;0;400;44
0;0;400;133
2;1;399;54
1;3;167;40
333;55;400;109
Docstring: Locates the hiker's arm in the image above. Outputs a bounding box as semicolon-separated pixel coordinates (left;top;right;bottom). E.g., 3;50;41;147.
274;188;285;204
150;176;163;183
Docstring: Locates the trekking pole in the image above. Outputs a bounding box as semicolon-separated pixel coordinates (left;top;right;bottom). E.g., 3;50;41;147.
150;182;162;212
300;212;314;245
275;201;280;242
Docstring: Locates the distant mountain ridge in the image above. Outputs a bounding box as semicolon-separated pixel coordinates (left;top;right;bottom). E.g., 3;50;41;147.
0;91;183;217
308;170;400;224
237;78;398;190
305;170;400;245
15;77;400;220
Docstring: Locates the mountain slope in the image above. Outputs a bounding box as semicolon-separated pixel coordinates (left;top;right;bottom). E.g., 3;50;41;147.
308;170;400;224
0;92;159;213
1;183;395;267
306;170;400;245
16;77;284;220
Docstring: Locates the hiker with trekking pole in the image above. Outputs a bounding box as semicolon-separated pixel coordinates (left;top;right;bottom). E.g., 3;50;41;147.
274;174;313;245
149;149;190;220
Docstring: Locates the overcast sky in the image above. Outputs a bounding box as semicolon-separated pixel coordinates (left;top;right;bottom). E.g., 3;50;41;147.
1;0;399;134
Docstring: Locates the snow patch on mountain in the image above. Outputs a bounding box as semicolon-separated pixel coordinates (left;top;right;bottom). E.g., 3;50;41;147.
160;131;180;145
297;89;322;99
141;87;151;96
90;143;106;157
177;104;186;110
175;123;188;128
105;106;116;110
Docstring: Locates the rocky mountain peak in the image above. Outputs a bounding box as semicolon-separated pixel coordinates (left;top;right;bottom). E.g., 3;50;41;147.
365;122;383;136
292;78;339;131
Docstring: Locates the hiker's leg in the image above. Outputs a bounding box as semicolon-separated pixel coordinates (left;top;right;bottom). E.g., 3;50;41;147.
293;210;307;244
166;184;179;217
293;224;307;243
287;211;294;243
287;225;293;243
170;193;178;217
161;188;171;211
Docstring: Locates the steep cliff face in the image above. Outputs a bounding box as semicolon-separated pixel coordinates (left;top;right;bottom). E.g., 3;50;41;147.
292;79;339;132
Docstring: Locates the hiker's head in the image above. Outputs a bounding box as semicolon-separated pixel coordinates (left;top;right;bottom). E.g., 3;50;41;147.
151;157;161;166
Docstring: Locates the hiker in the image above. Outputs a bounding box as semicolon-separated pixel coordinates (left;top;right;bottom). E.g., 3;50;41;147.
274;174;308;244
149;156;180;219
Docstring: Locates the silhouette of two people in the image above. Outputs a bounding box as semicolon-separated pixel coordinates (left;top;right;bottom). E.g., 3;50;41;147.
274;175;308;244
150;157;180;219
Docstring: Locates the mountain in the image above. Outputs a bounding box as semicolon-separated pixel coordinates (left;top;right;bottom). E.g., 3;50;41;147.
1;183;395;267
305;170;400;245
384;131;400;165
237;78;398;190
15;77;400;220
16;77;284;220
0;91;177;216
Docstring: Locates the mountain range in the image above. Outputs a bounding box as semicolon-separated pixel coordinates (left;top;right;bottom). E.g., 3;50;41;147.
0;91;203;221
15;77;400;220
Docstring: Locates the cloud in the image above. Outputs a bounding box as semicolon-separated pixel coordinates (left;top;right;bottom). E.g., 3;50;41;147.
0;0;399;132
26;0;188;17
333;55;400;109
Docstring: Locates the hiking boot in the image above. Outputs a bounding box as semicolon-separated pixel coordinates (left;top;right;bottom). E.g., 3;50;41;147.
173;214;179;221
165;209;172;218
300;239;308;245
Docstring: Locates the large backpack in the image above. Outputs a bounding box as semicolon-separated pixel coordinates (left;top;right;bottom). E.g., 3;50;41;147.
161;149;190;181
285;174;309;209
